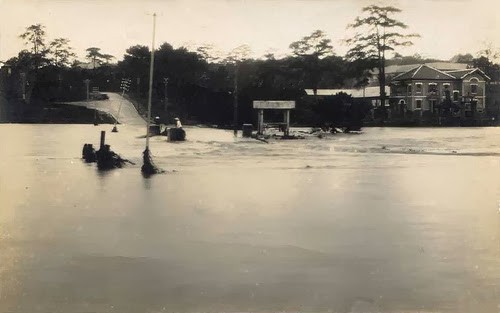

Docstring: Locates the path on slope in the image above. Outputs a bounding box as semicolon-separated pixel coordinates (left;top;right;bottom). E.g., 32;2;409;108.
67;93;145;126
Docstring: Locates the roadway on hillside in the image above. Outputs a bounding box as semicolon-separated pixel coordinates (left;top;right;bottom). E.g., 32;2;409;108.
67;92;145;126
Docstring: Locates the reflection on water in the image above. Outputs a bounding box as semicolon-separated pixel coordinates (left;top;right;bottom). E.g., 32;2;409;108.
0;124;500;313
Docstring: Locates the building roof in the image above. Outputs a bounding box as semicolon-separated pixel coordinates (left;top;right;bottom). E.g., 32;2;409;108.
382;62;468;75
305;86;390;98
445;68;491;80
421;62;468;71
384;64;423;75
445;69;474;79
75;61;101;69
392;64;457;81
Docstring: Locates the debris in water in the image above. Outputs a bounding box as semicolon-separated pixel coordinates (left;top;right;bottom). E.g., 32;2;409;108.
83;131;133;170
141;148;165;176
251;134;269;143
96;144;134;170
165;127;186;141
82;144;97;163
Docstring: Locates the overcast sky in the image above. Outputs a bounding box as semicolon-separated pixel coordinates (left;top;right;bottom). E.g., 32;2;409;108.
1;0;499;62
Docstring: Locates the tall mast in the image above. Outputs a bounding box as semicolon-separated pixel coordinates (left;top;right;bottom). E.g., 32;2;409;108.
146;13;156;149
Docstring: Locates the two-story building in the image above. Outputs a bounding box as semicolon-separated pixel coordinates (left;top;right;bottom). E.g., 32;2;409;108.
390;64;490;119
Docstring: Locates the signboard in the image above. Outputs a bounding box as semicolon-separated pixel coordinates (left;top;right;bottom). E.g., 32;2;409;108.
253;101;295;109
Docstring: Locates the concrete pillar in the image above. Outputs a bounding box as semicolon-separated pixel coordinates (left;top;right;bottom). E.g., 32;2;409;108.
257;110;264;134
283;110;290;136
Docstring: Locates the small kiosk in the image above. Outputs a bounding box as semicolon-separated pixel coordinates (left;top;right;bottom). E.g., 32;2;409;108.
253;100;296;136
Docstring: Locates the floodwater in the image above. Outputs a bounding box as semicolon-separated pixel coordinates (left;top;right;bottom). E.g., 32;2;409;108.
1;124;500;313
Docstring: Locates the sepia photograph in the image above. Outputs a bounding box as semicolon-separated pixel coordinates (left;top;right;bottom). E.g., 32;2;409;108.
0;0;499;312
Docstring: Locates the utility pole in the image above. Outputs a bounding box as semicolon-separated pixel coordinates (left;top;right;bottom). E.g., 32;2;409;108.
84;79;90;101
145;13;156;150
141;12;163;176
20;72;26;101
163;77;169;122
113;78;130;132
233;62;238;137
83;79;95;124
58;73;62;102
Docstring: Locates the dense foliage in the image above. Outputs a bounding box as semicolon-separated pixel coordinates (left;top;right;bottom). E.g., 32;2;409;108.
3;12;500;127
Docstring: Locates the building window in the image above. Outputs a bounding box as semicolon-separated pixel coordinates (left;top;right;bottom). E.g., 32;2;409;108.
471;84;478;94
443;83;450;95
442;84;451;100
429;99;437;113
415;83;422;93
477;98;484;109
453;90;460;101
416;99;422;109
428;83;437;93
407;84;412;95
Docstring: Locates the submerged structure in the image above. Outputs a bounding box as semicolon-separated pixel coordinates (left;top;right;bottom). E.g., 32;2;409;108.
166;127;186;141
252;100;295;136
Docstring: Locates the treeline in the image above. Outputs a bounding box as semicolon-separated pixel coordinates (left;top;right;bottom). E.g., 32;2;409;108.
115;38;376;126
3;5;500;127
2;25;374;127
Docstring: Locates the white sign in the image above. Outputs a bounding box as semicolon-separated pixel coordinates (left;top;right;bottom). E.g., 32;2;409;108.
253;101;295;109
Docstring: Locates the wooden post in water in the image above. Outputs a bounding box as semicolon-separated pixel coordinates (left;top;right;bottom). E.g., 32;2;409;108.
100;131;106;149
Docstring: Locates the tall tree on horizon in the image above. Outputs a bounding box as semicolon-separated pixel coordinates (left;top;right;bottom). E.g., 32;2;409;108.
289;30;334;58
19;24;46;55
49;38;75;67
473;43;500;81
196;44;223;63
224;44;252;135
85;47;113;69
346;5;419;118
225;44;252;63
119;45;150;74
101;54;115;65
289;30;335;94
19;24;49;69
477;42;500;64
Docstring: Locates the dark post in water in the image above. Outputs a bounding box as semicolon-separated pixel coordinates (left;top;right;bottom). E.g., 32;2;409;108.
100;131;106;149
